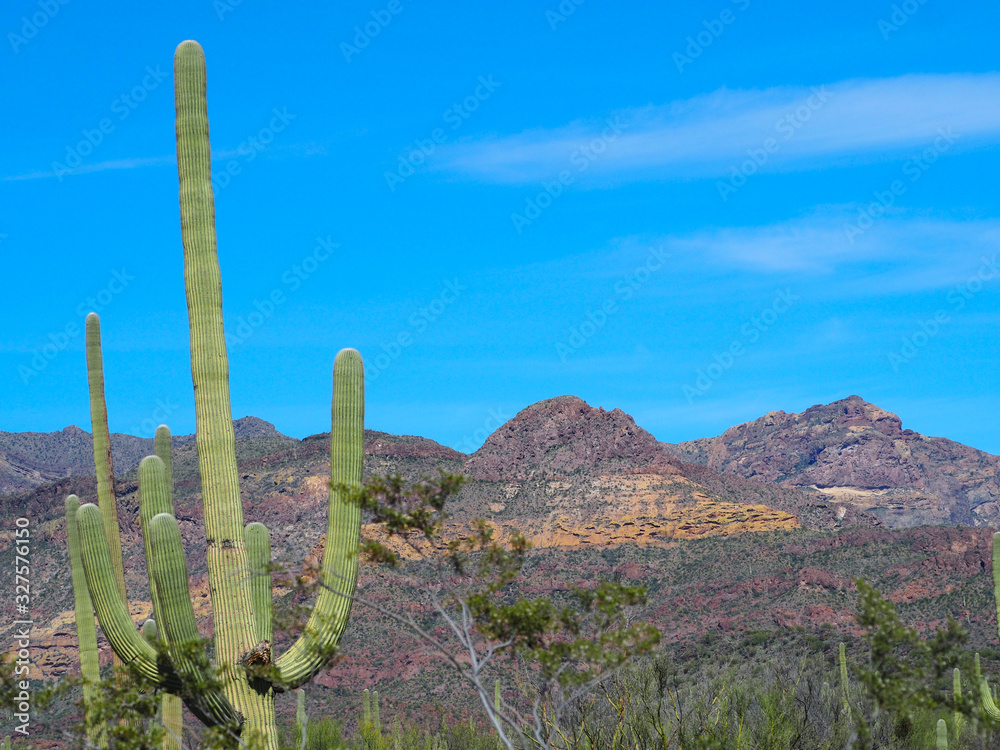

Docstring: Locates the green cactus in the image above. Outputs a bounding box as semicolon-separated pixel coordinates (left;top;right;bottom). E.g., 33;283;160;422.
838;642;851;720
74;40;364;750
295;689;307;749
84;313;129;679
983;534;1000;720
153;427;184;750
936;718;948;749
65;495;107;749
363;688;371;728
953;667;963;741
373;690;381;735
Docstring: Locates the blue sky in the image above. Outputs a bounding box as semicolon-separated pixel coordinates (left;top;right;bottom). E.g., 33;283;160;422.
4;0;1000;455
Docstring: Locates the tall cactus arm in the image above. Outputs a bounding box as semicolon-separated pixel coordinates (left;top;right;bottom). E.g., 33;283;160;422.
151;430;186;750
175;39;276;745
147;512;244;731
154;425;174;492
140;456;176;625
76;503;167;684
274;349;363;687
175;33;261;674
85;313;128;607
246;523;273;644
981;677;1000;720
65;495;108;749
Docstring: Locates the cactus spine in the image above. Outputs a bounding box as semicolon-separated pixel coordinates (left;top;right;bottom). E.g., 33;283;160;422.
65;495;107;749
75;41;364;750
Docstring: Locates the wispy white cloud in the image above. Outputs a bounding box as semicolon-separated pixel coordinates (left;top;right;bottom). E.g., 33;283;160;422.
2;141;330;182
3;156;175;181
436;73;1000;183
656;210;1000;293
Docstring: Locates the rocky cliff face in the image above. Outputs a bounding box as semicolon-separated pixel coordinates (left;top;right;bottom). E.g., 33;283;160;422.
663;395;1000;527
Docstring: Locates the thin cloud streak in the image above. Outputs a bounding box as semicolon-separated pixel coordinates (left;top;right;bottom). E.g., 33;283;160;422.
2;141;330;181
436;73;1000;183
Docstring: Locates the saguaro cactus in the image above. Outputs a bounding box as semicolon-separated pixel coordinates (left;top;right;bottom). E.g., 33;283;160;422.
153;427;184;750
936;718;948;749
85;313;128;676
838;642;851;720
65;495;107;749
75;40;363;750
73;319;186;746
982;534;1000;719
295;690;307;749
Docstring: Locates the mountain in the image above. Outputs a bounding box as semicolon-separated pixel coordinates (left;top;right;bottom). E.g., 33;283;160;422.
0;417;290;495
457;396;873;547
466;395;683;480
7;393;996;742
662;395;1000;528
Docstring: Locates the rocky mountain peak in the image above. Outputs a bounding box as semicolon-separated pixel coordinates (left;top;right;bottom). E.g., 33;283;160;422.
806;395;904;437
233;416;285;439
466;395;681;481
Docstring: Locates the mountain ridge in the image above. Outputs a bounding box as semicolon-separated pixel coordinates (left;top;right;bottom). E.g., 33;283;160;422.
661;394;1000;527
